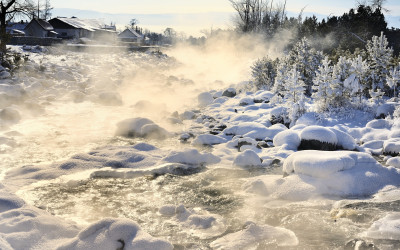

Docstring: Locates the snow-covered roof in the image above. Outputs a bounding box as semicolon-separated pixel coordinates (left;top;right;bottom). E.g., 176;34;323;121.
54;17;106;31
35;19;53;31
118;28;143;39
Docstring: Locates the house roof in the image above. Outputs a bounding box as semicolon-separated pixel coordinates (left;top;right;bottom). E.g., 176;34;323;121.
50;17;106;32
36;19;54;31
118;28;143;39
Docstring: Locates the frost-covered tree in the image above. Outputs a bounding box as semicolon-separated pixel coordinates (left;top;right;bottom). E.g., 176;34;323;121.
344;55;369;106
366;32;393;92
312;57;333;111
283;65;307;124
330;56;352;107
271;57;289;104
287;37;324;95
284;65;306;103
387;63;400;97
251;57;276;90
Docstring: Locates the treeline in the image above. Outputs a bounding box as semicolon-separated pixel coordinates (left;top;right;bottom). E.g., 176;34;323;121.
230;0;400;55
251;33;400;124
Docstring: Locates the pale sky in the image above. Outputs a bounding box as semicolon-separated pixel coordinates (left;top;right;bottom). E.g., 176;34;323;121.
49;0;400;35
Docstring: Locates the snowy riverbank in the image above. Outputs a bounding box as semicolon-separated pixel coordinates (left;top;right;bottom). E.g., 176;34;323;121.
1;46;400;249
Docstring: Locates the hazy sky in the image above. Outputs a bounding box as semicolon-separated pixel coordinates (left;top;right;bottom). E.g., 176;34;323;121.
50;0;400;15
50;0;400;35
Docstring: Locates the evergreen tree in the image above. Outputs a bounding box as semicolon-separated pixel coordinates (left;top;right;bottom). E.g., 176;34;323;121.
344;55;369;106
387;63;400;97
271;57;289;103
283;65;307;124
312;57;333;111
287;37;323;96
330;56;352;107
251;57;276;90
366;32;393;91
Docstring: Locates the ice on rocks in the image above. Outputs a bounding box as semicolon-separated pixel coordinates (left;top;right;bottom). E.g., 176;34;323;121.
115;117;169;139
210;222;298;249
163;149;220;165
57;218;173;250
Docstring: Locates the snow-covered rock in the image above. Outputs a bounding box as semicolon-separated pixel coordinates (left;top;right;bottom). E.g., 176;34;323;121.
222;87;236;97
224;122;270;140
299;126;338;150
280;150;400;197
57;218;173;250
239;97;254;106
387;157;400;168
115;117;169;139
163;149;220;165
192;134;227;146
233;149;262;167
361;213;400;240
366;119;391;129
273;130;301;150
181;111;196;120
383;138;400;155
253;91;273;103
198;92;214;107
376;103;396;118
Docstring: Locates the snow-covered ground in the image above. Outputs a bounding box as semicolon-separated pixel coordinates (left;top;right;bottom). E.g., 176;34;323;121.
1;45;400;249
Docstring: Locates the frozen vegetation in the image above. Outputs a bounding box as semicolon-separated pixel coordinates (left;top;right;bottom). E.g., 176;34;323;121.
0;30;400;250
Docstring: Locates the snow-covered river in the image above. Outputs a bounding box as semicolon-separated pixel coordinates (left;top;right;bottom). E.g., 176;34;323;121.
1;45;400;249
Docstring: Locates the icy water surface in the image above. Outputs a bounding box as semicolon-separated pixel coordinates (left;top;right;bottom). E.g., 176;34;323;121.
21;162;400;249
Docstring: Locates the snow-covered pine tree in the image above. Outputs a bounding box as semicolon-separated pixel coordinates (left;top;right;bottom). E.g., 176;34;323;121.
271;57;289;104
344;55;369;107
330;56;351;107
312;57;333;111
287;37;323;96
366;32;394;93
251;57;277;90
283;65;307;125
387;63;400;97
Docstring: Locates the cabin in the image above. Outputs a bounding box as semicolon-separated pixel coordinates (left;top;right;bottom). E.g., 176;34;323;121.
49;17;117;40
24;19;57;38
118;28;144;43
